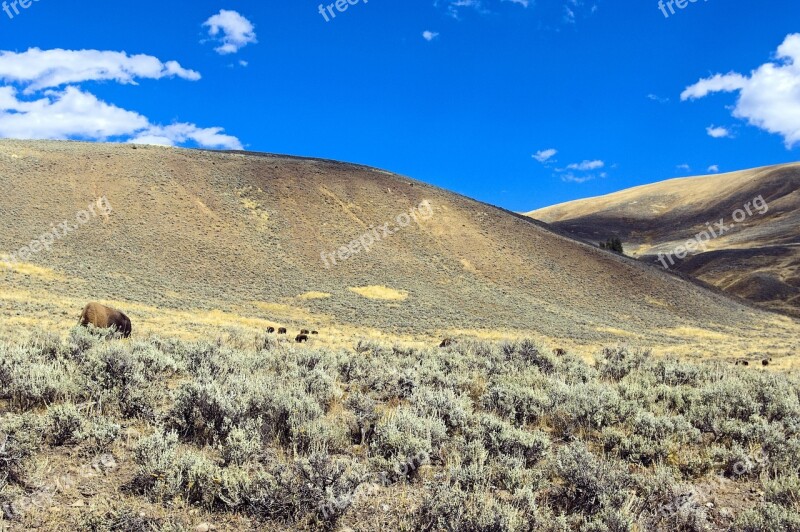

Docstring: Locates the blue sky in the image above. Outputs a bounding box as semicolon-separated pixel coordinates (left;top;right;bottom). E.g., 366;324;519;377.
0;1;798;211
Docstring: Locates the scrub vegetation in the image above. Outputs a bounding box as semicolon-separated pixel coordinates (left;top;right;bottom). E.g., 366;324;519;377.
2;329;799;530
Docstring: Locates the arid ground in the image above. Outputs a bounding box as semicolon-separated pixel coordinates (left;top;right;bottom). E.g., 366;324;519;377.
0;140;797;361
1;141;800;531
528;164;800;319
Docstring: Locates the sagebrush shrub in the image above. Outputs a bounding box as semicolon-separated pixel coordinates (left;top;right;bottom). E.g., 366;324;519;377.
46;403;84;446
371;406;447;462
595;346;650;381
550;441;633;516
479;414;550;467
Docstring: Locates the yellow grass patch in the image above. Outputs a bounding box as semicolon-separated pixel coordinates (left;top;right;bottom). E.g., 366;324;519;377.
595;326;636;337
663;326;733;342
645;297;668;308
252;301;323;322
0;260;66;280
460;258;478;273
348;286;409;301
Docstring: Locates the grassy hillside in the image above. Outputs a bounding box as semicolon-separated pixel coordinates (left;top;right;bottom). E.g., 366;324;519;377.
2;330;800;531
0;140;797;358
527;164;800;318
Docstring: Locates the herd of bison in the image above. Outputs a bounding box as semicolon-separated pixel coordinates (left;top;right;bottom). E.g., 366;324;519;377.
76;303;775;364
78;302;316;343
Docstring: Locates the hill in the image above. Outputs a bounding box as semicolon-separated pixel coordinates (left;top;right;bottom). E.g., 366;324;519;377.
528;164;800;319
0;140;797;358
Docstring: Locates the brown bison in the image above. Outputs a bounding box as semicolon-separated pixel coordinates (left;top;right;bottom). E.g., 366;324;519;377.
553;348;566;357
278;327;287;334
762;359;770;366
311;331;319;335
439;338;454;348
78;302;131;338
300;329;310;335
266;327;275;333
296;334;309;343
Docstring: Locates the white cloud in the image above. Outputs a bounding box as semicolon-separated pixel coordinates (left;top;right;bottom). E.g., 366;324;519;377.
131;123;242;149
561;172;602;184
0;47;242;150
203;10;257;55
708;165;720;173
677;164;691;172
0;86;148;140
0;86;242;149
647;93;669;104
682;33;800;148
532;148;557;163
706;125;731;138
440;0;529;18
0;49;200;93
566;159;604;171
549;156;608;184
563;6;576;24
422;31;440;41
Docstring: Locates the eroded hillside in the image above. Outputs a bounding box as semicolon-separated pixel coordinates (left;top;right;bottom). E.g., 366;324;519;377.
0;140;797;357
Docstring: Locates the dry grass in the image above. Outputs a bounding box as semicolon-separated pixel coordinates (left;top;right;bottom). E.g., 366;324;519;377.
0;139;797;360
348;286;409;301
528;163;800;317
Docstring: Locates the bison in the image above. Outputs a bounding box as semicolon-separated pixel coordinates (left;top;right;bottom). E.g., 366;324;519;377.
278;327;287;334
78;302;131;338
762;359;770;366
439;338;454;348
295;334;309;343
311;331;319;335
300;329;310;335
266;327;275;334
553;348;566;357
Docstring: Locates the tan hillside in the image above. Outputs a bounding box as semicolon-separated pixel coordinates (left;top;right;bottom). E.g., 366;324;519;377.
0;140;797;357
528;164;800;318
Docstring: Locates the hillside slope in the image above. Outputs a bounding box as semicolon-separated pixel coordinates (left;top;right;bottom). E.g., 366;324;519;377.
528;164;800;318
0;140;797;356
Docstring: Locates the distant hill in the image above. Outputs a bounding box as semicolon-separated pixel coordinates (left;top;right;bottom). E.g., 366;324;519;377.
528;164;800;318
0;140;797;357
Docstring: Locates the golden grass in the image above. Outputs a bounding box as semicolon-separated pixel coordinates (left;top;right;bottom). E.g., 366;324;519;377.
0;260;66;280
348;286;409;301
460;258;478;273
296;291;332;300
663;326;737;342
595;326;637;337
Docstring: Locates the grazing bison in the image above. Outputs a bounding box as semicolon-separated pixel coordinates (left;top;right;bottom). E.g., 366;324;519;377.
278;328;287;334
266;327;275;334
311;331;319;335
553;348;566;357
762;359;770;366
78;302;131;338
741;360;749;366
295;334;309;343
439;338;454;348
300;329;310;335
